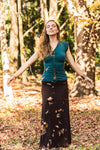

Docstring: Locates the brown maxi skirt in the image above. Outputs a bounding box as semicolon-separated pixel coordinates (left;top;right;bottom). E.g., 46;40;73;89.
40;80;71;149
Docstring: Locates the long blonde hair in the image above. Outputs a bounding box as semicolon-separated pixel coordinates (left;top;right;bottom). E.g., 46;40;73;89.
37;20;60;59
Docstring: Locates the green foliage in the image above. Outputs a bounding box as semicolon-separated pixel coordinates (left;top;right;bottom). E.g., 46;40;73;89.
95;42;100;64
58;3;75;72
22;0;44;75
4;2;11;46
88;0;100;12
22;0;75;73
0;54;2;71
3;0;100;74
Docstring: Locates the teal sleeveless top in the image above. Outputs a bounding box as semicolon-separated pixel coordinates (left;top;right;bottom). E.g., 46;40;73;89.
42;41;68;82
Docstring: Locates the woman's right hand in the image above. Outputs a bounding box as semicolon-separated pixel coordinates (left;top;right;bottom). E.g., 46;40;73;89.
7;76;15;87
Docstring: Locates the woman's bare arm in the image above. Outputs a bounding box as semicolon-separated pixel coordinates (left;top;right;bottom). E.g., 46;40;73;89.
66;47;94;88
13;51;39;77
66;47;85;77
7;51;39;86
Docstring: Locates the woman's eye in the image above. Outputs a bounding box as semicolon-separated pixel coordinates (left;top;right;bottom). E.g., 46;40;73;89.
46;25;56;29
46;26;50;28
52;25;56;28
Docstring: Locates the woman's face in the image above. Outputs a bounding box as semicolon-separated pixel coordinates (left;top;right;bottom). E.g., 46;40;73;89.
46;20;59;36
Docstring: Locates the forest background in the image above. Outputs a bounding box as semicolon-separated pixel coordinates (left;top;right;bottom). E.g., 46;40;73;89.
0;0;100;149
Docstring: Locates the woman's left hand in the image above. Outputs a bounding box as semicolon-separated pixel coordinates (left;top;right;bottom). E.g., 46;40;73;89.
84;77;94;88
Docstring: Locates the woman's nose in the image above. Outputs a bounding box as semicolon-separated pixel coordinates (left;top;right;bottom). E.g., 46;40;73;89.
50;26;53;29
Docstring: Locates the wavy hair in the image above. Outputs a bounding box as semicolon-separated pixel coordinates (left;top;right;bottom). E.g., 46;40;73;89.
37;20;60;59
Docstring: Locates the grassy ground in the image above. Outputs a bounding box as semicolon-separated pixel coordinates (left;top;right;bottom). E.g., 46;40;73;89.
0;72;100;150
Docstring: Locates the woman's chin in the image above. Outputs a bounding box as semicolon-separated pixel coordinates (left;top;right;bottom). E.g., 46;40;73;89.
48;33;57;36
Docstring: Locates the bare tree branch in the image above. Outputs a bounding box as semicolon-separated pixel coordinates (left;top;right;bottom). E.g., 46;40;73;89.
23;19;43;37
40;0;48;23
60;18;69;30
60;30;65;37
57;1;65;19
63;0;80;17
49;0;57;20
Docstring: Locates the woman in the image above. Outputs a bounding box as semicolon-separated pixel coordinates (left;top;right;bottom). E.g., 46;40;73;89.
7;19;93;150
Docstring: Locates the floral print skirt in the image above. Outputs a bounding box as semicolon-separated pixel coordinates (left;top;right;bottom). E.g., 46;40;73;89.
40;80;71;149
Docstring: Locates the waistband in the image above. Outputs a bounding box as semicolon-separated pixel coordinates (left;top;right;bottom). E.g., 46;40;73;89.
42;80;67;85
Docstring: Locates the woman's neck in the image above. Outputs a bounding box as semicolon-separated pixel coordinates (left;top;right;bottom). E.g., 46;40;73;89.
49;36;58;45
49;36;59;51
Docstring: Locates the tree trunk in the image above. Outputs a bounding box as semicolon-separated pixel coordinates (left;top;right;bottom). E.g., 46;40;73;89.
40;0;58;24
17;0;27;83
49;0;57;18
71;17;95;97
63;0;100;97
9;0;18;74
0;0;13;99
40;0;48;23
